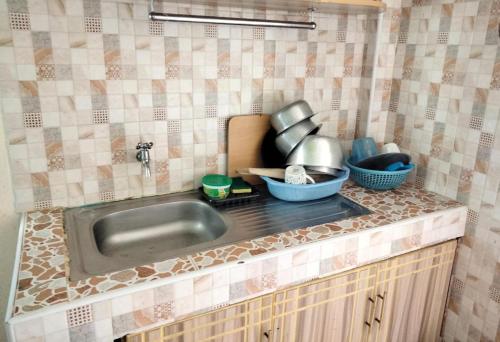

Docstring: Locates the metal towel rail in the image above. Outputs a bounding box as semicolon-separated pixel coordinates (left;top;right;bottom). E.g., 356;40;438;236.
149;12;316;29
148;0;317;30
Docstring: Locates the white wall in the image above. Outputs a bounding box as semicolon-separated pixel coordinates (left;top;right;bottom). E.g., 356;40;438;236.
0;110;19;341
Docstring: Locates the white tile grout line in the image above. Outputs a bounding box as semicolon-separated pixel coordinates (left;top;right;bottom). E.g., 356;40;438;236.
6;206;466;325
4;213;26;342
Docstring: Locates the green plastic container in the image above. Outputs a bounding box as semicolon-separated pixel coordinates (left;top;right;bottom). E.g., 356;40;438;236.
202;174;232;199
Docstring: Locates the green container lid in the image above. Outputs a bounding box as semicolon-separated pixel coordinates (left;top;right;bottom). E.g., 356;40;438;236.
202;174;232;187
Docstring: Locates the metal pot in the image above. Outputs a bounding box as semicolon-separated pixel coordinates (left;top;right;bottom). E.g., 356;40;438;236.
275;118;321;157
271;100;315;134
305;166;343;177
286;135;344;171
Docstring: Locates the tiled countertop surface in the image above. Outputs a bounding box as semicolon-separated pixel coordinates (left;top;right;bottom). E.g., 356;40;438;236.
11;182;464;317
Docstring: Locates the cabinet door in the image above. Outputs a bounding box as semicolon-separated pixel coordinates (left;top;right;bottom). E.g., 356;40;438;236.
367;240;457;342
269;265;378;342
126;294;273;342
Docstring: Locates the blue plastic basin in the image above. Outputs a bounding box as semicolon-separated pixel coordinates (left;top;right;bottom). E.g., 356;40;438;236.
261;166;350;202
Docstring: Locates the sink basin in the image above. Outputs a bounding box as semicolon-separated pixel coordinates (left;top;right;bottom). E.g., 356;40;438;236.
65;195;231;280
65;187;370;281
93;201;228;258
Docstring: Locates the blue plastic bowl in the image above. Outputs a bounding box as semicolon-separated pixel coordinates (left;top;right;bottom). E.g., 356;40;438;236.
351;137;378;164
261;167;350;202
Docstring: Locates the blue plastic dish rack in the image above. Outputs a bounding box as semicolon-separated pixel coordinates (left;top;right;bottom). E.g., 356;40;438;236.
345;158;414;190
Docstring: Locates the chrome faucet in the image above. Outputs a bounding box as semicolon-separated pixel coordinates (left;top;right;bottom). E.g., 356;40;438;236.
136;142;153;179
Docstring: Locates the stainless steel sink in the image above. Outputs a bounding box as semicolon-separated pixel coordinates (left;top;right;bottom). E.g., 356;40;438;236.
93;201;228;258
65;187;370;281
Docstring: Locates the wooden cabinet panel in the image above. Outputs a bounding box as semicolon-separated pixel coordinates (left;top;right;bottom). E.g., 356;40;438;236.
367;240;457;342
270;265;377;342
163;304;246;342
127;295;273;342
247;295;274;342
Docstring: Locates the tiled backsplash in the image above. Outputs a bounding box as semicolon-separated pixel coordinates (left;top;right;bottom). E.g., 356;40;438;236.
0;0;373;211
379;0;500;340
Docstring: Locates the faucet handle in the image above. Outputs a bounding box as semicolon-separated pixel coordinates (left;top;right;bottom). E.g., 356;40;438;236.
136;142;154;150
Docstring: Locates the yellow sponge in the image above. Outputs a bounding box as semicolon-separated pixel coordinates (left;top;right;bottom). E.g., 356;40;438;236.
231;177;252;194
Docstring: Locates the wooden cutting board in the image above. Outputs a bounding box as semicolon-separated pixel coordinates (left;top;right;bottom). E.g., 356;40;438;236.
227;114;271;184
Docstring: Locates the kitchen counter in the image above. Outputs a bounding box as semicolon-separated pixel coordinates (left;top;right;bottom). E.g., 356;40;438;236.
5;182;466;341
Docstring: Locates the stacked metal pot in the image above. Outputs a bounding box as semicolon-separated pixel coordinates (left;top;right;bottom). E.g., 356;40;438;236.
271;100;344;176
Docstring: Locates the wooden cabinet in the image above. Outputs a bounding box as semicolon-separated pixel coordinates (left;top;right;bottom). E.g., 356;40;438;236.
366;240;456;342
270;265;377;342
126;295;273;342
127;240;456;342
